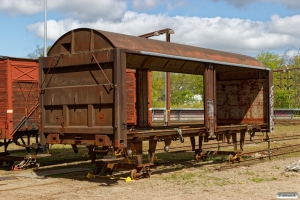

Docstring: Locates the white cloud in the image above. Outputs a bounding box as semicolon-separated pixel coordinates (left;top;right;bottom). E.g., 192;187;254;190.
133;0;161;10
132;0;188;11
212;0;300;9
27;12;300;55
50;0;127;22
0;0;127;21
269;14;300;36
0;0;42;15
27;19;81;41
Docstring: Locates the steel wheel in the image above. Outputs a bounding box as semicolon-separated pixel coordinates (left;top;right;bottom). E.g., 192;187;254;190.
131;169;137;180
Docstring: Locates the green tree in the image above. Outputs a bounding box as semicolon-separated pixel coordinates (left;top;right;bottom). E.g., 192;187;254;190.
255;51;283;70
27;45;51;59
151;71;165;107
284;51;300;108
255;50;300;108
151;71;203;108
275;90;292;108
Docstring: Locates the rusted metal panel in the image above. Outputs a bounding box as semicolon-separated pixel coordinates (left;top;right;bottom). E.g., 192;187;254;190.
12;82;39;131
95;135;112;146
47;134;60;144
126;71;137;125
40;49;128;148
136;70;150;127
41;55;115;135
216;70;268;125
97;29;265;68
48;29;114;56
0;60;7;139
0;57;39;140
126;70;152;126
40;50;114;69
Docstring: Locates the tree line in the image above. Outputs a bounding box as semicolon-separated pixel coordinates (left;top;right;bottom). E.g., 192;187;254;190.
256;51;300;108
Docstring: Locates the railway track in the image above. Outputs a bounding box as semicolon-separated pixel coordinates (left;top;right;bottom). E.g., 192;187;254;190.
151;134;300;153
140;133;300;172
217;145;300;170
1;131;300;178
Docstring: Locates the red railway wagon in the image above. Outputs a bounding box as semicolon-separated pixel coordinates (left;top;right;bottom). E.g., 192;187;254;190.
39;28;273;175
0;56;40;153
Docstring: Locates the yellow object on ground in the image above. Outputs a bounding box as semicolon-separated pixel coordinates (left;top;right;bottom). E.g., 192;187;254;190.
86;173;132;182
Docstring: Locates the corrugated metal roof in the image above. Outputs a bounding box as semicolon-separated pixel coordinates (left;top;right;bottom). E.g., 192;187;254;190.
99;29;265;69
47;28;266;70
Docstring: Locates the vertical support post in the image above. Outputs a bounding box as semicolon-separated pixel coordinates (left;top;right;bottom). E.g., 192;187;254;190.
279;72;282;89
6;59;13;139
204;63;216;137
147;71;153;126
199;134;204;150
165;72;171;126
148;139;158;164
287;70;290;108
266;132;271;160
190;136;195;151
164;138;172;152
39;57;47;146
165;32;171;126
240;131;246;151
232;132;237;152
114;49;127;148
268;70;274;133
134;141;143;165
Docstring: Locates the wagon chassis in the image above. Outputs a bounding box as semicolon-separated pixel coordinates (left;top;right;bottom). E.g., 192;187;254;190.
89;123;268;179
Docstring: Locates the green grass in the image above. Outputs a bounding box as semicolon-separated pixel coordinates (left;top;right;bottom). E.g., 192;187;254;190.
162;167;233;186
251;177;264;183
245;171;255;176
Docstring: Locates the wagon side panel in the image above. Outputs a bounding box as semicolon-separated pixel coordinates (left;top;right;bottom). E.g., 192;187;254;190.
0;59;8;139
216;70;269;125
11;60;39;132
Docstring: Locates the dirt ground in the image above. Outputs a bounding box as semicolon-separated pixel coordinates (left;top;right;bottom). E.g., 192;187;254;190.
1;125;300;200
0;153;299;200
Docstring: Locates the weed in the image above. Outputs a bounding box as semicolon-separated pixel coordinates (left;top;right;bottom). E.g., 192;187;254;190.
252;177;264;183
246;171;255;176
180;172;194;180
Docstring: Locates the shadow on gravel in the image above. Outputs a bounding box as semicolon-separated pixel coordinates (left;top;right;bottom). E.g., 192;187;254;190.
0;150;236;186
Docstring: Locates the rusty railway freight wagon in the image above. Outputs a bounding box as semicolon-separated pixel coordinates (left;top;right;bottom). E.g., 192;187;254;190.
39;28;273;167
0;57;40;155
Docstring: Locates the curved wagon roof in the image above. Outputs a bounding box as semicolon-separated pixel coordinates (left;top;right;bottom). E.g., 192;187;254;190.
48;28;266;73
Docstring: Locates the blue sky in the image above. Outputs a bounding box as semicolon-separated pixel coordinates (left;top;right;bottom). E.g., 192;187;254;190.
1;0;300;58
